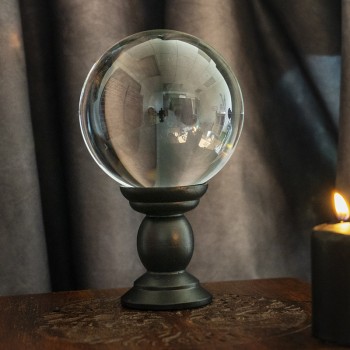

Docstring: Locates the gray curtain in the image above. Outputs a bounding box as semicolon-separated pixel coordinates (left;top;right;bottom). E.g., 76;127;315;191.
0;0;342;295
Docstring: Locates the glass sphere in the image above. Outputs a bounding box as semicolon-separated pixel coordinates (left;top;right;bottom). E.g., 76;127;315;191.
79;30;244;187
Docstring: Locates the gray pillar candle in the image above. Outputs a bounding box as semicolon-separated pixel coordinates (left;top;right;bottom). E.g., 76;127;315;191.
312;193;350;345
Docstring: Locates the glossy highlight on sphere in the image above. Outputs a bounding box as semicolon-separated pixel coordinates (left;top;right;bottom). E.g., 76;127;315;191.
79;30;244;187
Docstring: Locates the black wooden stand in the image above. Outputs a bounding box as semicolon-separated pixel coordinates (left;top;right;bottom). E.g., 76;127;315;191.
120;184;212;310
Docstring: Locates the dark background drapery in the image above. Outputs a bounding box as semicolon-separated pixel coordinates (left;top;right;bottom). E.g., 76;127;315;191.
0;0;344;295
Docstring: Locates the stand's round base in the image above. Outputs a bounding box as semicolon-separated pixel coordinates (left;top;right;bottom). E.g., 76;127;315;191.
121;271;212;310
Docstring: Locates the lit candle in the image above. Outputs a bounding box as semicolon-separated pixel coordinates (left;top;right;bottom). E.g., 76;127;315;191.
312;192;350;345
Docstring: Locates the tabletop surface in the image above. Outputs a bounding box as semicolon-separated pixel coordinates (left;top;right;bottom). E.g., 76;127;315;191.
0;278;347;349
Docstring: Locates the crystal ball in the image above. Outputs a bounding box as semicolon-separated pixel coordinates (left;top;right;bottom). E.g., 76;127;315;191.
79;30;244;187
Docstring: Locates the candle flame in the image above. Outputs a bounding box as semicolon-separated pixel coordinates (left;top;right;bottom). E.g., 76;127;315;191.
334;192;350;221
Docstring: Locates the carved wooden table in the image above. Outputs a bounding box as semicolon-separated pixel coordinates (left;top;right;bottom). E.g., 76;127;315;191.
0;278;347;349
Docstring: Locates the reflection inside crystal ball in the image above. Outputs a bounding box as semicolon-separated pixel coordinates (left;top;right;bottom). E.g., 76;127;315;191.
80;30;243;187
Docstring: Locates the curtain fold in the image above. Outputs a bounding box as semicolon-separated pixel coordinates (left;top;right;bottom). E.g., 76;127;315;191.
0;0;50;294
0;0;342;295
337;0;350;199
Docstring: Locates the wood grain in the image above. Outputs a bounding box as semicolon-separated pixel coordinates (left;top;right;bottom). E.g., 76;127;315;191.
0;278;346;349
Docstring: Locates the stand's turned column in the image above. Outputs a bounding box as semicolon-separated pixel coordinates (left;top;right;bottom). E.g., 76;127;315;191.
120;184;212;310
